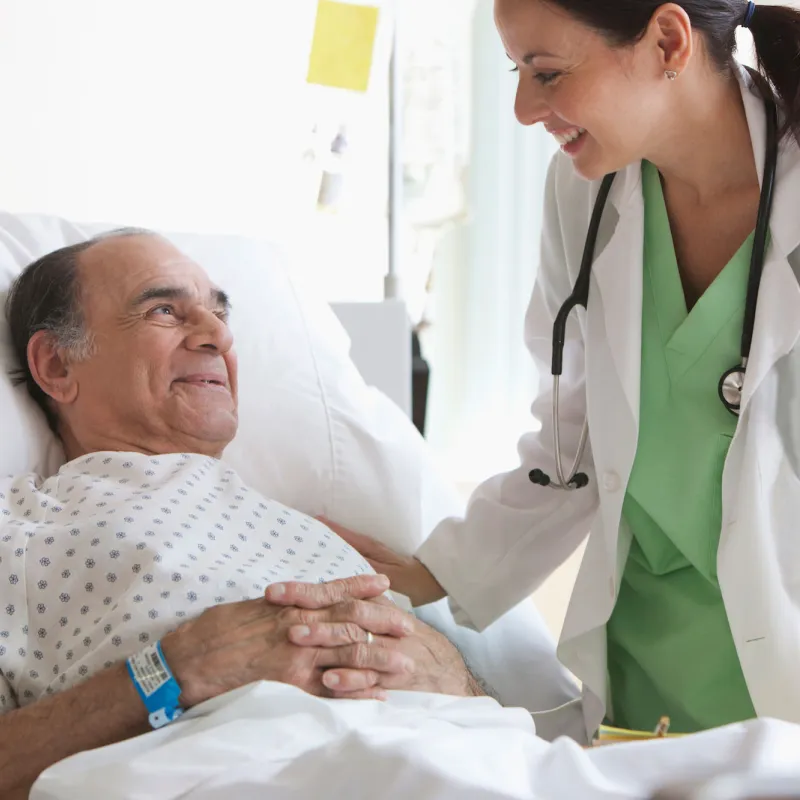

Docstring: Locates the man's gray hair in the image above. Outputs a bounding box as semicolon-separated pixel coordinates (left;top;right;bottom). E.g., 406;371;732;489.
4;227;160;432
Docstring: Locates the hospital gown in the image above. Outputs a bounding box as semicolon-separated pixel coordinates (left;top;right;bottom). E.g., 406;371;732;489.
0;452;373;714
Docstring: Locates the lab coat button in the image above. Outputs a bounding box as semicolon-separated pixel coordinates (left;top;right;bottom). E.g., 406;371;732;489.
603;471;621;492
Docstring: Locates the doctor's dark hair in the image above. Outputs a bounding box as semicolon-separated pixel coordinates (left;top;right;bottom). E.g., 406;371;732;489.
4;227;158;433
543;1;800;143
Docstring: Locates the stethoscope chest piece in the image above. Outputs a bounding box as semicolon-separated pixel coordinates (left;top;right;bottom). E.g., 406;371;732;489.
719;365;746;417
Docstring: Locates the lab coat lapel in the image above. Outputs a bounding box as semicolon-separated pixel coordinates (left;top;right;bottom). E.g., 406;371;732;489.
737;70;800;411
588;167;643;572
742;252;800;413
556;169;644;726
588;165;644;428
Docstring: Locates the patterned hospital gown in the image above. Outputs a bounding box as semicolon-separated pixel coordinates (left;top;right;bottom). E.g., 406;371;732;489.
0;452;373;714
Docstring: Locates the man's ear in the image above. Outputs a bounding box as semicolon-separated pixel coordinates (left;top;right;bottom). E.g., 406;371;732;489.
27;331;79;405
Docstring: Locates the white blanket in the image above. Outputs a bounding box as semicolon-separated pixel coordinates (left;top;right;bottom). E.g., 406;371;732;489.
32;683;800;799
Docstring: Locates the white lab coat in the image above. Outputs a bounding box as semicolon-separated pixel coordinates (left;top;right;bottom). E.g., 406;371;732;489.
417;66;800;743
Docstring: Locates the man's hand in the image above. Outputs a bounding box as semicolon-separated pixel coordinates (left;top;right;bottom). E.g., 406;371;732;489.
0;574;417;800
162;574;415;707
319;518;447;607
283;608;484;699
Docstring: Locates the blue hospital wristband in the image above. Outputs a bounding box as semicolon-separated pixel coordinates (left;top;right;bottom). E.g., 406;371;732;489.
126;641;185;729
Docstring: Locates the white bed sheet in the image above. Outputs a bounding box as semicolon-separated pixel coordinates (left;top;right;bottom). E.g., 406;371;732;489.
32;683;800;800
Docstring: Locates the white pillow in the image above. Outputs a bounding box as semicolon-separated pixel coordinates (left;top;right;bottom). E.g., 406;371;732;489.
0;211;458;552
0;211;579;728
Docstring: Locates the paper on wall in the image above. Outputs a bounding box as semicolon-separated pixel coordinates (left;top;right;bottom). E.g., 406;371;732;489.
307;0;380;93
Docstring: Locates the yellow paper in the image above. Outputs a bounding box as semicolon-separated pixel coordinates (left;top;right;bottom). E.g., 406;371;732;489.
307;1;380;93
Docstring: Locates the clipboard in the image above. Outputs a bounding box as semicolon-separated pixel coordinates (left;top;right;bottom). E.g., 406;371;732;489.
593;717;684;746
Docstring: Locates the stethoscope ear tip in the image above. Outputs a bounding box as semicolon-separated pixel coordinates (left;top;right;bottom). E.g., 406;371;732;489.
529;469;590;490
571;473;589;489
529;469;551;487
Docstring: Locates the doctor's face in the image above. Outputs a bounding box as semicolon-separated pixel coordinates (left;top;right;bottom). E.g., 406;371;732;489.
496;0;667;180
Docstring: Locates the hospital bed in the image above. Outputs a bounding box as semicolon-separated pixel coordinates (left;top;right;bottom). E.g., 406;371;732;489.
2;212;799;800
330;299;412;417
0;209;582;724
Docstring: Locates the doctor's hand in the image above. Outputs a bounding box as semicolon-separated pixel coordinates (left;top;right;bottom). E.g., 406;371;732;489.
318;518;447;608
292;611;486;700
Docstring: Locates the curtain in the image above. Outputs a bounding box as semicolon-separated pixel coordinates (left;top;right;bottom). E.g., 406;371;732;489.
424;0;556;484
398;0;476;325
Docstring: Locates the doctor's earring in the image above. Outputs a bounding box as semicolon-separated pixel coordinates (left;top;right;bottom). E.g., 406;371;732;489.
665;70;678;81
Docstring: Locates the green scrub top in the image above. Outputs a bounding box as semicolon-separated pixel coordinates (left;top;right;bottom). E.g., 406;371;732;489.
605;161;757;734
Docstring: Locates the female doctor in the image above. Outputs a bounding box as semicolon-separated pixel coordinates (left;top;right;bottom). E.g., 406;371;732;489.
327;0;800;740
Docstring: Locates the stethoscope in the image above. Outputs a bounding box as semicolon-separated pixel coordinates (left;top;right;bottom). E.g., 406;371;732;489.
530;82;779;491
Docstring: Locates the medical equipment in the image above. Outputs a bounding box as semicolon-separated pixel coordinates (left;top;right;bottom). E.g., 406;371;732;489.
530;82;779;491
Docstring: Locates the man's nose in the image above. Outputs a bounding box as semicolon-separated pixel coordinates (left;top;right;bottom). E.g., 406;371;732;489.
515;78;549;127
185;309;234;353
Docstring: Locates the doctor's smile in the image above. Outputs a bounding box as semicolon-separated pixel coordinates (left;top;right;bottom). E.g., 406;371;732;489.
334;0;800;742
549;126;588;156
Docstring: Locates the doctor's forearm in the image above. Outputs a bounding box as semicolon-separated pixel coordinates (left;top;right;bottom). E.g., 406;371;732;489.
409;558;447;607
0;661;149;799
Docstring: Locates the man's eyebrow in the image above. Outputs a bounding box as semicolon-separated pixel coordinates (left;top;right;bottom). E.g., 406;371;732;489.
212;288;231;312
130;286;231;312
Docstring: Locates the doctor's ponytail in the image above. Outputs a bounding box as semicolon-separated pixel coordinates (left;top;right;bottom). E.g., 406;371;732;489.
747;4;800;144
541;0;800;144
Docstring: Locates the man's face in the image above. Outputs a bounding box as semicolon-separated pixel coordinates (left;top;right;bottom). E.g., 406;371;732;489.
56;235;238;457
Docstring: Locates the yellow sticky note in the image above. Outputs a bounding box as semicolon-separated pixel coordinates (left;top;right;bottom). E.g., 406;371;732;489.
307;0;380;93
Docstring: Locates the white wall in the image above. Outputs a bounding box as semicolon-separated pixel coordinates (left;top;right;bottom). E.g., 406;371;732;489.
0;0;393;301
424;0;556;484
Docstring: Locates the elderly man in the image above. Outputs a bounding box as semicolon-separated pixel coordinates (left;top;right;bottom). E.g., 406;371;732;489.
0;229;481;799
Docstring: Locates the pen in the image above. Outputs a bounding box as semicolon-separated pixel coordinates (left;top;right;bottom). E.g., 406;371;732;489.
654;717;671;737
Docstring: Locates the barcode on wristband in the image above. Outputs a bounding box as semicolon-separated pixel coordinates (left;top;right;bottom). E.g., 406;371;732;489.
129;644;171;697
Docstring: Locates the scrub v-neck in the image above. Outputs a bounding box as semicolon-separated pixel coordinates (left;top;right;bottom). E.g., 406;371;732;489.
644;166;754;383
605;160;756;734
